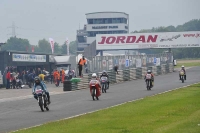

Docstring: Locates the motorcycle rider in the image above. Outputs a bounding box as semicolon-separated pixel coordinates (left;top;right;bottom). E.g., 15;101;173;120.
144;70;154;87
179;65;186;80
100;70;110;89
90;73;101;96
32;77;51;104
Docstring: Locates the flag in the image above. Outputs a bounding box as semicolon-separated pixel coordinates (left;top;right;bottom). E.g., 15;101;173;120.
49;38;54;54
32;46;34;52
66;37;69;55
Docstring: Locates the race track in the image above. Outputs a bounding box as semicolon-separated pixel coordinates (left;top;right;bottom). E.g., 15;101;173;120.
0;67;200;133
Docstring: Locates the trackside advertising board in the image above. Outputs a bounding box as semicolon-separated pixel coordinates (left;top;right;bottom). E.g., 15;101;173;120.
96;31;200;50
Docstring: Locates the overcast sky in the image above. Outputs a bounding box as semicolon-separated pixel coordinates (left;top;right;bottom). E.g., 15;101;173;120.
0;0;199;45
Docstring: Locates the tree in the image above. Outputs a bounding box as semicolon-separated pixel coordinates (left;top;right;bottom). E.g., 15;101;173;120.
69;41;77;55
36;39;51;54
2;37;31;52
54;42;62;54
61;43;67;54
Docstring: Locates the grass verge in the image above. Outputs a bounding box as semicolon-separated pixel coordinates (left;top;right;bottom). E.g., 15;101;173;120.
13;83;200;133
175;61;200;68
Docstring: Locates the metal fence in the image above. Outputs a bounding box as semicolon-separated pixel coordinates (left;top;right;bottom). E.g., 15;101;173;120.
84;53;173;73
66;62;174;91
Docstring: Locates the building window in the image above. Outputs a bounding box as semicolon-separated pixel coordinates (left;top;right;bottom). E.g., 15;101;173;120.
87;18;128;24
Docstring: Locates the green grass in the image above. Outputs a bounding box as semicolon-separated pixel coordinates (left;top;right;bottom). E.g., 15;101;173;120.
175;62;200;68
13;84;200;133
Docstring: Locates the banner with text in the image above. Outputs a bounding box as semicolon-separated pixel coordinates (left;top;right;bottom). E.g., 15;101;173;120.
12;53;46;62
96;31;200;50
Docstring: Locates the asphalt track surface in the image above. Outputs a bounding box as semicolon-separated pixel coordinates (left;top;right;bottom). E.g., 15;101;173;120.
0;67;200;133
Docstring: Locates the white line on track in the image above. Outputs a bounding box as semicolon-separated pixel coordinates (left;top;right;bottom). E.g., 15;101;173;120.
11;81;200;133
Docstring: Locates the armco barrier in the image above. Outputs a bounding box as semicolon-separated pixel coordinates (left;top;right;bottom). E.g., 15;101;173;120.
63;64;174;91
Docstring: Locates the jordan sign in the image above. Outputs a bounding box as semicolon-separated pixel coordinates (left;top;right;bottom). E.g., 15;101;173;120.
96;31;200;50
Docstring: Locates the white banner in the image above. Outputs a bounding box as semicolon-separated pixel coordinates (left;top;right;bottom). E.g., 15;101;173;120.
96;31;200;50
66;37;69;55
136;59;142;68
102;60;106;67
156;58;161;66
49;38;54;54
108;59;113;70
12;54;46;62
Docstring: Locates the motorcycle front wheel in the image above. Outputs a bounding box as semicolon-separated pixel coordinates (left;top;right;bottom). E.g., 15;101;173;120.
92;87;96;100
38;97;44;112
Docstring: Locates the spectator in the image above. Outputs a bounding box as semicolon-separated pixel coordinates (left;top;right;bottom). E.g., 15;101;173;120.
78;56;86;77
6;70;11;89
61;68;65;83
114;64;119;74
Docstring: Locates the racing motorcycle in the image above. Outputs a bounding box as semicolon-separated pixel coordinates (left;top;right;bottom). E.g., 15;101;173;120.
145;74;153;90
89;79;101;100
100;76;108;93
35;87;49;112
179;70;185;83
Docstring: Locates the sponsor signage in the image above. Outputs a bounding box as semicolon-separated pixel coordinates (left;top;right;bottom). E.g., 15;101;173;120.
92;26;118;29
12;53;46;62
96;31;200;50
125;59;129;67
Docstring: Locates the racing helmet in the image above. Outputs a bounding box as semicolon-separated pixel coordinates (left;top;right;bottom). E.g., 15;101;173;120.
147;70;151;74
34;76;41;84
181;65;184;68
92;73;97;78
102;70;106;74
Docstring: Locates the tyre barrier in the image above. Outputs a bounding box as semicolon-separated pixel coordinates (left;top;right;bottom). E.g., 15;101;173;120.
63;64;174;91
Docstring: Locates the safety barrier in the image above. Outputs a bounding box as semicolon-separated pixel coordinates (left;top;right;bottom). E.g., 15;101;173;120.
63;63;174;91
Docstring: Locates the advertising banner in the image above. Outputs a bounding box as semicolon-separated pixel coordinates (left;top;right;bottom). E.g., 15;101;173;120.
125;59;129;67
136;59;142;68
12;53;46;62
156;58;161;66
49;38;54;54
96;31;200;50
108;59;113;70
102;60;106;67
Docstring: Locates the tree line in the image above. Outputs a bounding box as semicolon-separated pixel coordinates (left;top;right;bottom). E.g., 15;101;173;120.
2;19;200;58
131;19;200;59
2;37;77;55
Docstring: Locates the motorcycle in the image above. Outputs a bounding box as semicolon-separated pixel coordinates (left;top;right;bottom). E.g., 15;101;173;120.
35;87;49;112
145;74;153;90
100;76;108;93
179;70;185;83
16;78;22;89
89;79;101;100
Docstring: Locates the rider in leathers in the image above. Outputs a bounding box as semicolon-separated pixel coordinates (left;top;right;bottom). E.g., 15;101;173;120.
100;70;110;89
32;77;51;104
144;70;154;87
179;65;186;80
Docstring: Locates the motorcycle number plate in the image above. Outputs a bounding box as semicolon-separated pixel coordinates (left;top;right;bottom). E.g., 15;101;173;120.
92;85;95;86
